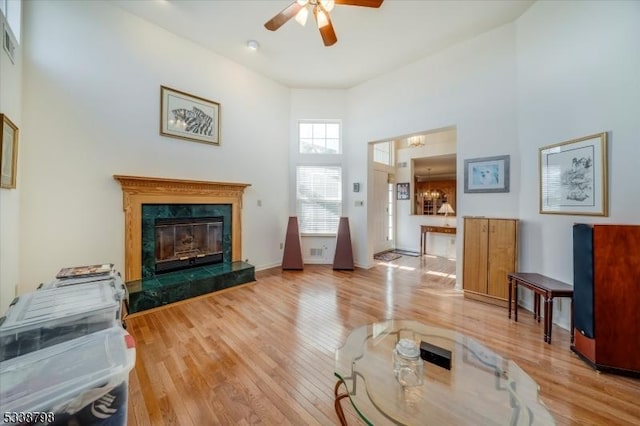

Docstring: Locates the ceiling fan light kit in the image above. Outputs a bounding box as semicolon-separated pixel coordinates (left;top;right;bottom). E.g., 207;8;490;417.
295;7;309;26
315;8;330;29
265;0;383;47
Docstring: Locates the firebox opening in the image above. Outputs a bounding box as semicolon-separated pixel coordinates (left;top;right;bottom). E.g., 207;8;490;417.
155;216;224;274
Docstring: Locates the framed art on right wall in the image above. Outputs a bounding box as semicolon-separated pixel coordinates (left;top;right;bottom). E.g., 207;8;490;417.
539;132;608;216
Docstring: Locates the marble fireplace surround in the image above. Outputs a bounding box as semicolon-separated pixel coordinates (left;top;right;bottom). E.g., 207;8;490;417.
113;175;250;282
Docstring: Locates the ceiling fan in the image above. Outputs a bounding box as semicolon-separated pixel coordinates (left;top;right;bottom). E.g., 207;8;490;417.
264;0;384;47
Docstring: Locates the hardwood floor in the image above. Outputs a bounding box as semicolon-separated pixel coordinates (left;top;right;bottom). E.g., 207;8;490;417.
124;255;640;425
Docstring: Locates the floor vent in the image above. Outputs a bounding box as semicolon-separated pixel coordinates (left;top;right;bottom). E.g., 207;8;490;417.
310;248;323;257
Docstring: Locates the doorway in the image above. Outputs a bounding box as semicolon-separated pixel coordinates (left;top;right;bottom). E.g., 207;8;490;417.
369;127;457;259
371;141;395;255
373;169;393;254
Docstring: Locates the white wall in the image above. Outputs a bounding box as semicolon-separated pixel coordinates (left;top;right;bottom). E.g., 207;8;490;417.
516;0;640;329
289;89;347;264
18;0;290;289
0;11;21;312
347;23;520;287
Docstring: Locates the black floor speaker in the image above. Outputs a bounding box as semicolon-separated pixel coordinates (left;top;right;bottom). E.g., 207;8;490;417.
573;223;594;339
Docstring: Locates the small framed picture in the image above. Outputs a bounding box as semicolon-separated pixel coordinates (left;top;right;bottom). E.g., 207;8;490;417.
539;132;607;216
0;114;18;189
397;182;410;200
464;155;510;193
160;86;220;145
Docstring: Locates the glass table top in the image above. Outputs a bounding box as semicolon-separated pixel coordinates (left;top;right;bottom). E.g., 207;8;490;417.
334;320;555;425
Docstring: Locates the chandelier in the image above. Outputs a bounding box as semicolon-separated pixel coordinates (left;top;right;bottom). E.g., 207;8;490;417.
424;168;440;200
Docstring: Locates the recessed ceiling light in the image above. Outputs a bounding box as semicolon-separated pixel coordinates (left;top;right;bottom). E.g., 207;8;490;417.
247;40;259;51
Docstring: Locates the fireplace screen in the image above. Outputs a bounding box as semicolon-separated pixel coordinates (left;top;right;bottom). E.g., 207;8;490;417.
155;216;223;273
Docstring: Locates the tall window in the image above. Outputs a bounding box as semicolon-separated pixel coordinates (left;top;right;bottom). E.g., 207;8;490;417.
296;120;342;234
299;121;341;154
296;166;342;234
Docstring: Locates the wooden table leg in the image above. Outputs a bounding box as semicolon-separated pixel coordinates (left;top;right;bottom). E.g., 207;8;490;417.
542;296;551;343
547;296;554;344
542;297;547;342
334;380;349;426
514;282;519;322
508;277;513;319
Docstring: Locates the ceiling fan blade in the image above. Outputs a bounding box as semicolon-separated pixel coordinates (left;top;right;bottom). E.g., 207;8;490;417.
314;8;338;46
264;2;303;31
334;0;384;7
318;13;338;47
319;22;338;47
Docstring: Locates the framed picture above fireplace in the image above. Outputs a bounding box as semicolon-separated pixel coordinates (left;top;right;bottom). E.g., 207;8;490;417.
160;86;220;145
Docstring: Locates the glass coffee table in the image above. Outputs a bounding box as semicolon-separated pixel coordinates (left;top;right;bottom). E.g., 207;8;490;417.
334;320;555;425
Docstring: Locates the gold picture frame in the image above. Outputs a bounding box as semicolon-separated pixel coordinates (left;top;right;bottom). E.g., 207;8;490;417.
0;114;18;189
160;86;220;145
539;132;608;216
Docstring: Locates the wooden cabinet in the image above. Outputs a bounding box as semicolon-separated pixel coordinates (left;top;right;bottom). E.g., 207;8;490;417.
463;217;518;307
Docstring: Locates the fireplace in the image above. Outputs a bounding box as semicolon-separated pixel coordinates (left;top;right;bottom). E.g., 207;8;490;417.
114;176;255;314
155;216;224;274
113;175;250;282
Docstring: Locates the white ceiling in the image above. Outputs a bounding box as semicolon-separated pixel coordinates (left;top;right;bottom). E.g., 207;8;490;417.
111;0;534;89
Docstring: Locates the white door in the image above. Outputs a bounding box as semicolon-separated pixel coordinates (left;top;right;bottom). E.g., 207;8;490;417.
373;170;393;254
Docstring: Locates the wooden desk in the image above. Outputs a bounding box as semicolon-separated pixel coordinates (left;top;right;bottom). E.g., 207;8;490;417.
420;225;456;256
508;272;574;344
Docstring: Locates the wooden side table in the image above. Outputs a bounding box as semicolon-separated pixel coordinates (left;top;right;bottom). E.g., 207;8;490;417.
420;225;456;255
508;272;574;344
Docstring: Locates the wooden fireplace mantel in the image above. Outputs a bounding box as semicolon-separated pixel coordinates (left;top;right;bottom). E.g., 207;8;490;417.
114;175;251;282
